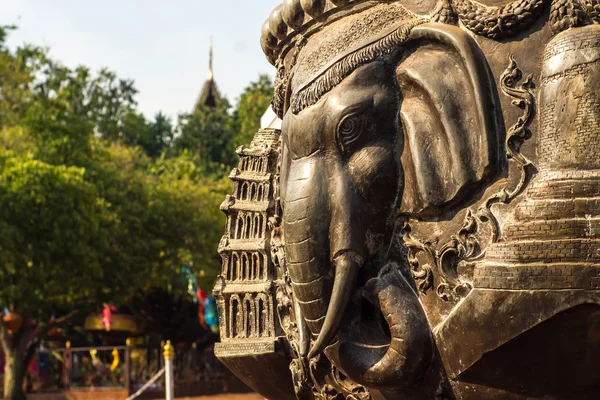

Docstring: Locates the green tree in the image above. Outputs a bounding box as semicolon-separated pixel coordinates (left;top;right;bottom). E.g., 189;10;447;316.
9;41;139;148
137;112;173;157
0;128;113;399
0;129;228;399
120;110;148;148
233;74;273;146
83;68;138;141
84;141;226;292
0;27;230;398
174;100;236;170
0;27;38;129
20;64;95;166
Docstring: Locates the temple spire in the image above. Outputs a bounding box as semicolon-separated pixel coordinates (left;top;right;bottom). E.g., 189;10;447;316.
195;37;221;110
207;36;213;81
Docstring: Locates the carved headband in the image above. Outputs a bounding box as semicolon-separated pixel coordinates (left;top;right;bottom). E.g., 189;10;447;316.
262;0;600;68
266;0;600;117
268;1;429;116
290;16;423;114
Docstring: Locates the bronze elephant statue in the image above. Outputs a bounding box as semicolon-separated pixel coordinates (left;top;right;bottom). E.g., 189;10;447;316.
279;21;502;392
214;0;600;399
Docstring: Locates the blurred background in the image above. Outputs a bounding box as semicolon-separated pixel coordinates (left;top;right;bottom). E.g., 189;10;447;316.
0;1;280;399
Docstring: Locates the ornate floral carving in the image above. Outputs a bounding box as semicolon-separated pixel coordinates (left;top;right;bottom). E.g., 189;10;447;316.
579;0;600;21
272;36;306;118
451;0;552;39
277;274;373;399
403;211;480;301
549;0;591;33
403;224;435;295
299;356;372;400
450;0;600;37
478;54;536;242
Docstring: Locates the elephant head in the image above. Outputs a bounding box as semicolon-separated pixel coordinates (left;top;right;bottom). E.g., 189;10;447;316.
271;5;503;391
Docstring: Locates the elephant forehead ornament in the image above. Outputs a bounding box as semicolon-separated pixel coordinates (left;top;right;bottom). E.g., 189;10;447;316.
214;0;600;399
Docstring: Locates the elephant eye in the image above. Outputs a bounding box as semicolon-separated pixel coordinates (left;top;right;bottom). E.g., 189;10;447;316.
337;113;364;153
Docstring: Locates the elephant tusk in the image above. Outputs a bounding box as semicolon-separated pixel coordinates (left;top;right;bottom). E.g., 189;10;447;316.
294;297;310;357
308;251;362;358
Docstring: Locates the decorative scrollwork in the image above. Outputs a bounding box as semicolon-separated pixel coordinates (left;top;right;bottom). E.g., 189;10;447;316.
477;54;536;242
304;356;372;400
331;366;371;400
309;356;340;400
435;211;482;300
277;292;372;400
274;218;316;398
403;224;435;294
404;55;536;301
403;211;479;301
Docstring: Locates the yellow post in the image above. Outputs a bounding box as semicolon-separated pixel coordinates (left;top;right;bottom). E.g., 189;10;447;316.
163;340;174;360
164;340;174;400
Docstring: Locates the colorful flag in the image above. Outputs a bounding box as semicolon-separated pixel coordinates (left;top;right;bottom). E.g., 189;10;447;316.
101;304;116;331
197;288;208;329
205;296;219;334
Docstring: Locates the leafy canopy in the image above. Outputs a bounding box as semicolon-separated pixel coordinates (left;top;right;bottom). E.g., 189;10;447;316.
0;26;229;322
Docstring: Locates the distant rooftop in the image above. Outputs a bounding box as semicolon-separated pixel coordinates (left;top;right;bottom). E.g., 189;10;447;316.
195;38;221;109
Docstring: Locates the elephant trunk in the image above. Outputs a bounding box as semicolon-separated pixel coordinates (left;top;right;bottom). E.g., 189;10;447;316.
335;267;434;388
282;155;364;358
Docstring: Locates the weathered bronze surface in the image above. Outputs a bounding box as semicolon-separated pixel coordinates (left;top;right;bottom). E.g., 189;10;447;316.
214;1;600;398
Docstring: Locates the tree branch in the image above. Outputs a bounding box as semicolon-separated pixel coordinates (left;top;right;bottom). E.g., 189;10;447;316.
52;309;81;326
0;321;9;354
24;338;37;369
35;309;81;343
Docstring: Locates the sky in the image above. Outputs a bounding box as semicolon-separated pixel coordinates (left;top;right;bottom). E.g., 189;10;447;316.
1;0;279;120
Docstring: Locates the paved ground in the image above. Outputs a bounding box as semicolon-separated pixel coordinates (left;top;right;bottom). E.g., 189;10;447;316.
179;395;262;400
27;392;264;400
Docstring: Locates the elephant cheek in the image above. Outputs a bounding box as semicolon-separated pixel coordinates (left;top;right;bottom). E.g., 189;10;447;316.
347;145;399;235
282;156;333;336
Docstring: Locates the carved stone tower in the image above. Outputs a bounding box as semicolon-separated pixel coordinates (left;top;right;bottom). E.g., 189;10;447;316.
477;25;600;292
213;128;294;399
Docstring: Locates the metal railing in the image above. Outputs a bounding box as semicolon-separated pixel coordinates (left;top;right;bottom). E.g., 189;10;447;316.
64;346;130;391
1;342;251;398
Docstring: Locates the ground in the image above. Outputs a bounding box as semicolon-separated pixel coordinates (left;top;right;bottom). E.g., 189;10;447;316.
27;393;264;400
181;395;263;400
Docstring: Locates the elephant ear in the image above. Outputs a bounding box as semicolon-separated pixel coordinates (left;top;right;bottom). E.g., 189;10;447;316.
397;24;504;218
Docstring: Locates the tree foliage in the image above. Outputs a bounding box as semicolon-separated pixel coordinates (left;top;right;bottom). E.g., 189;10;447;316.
233;74;274;146
0;25;235;398
0;133;108;310
0;21;278;398
174;100;236;171
139;112;174;157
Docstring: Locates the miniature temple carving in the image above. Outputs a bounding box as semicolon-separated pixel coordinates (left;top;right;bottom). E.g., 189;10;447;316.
214;1;600;398
213;129;293;399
